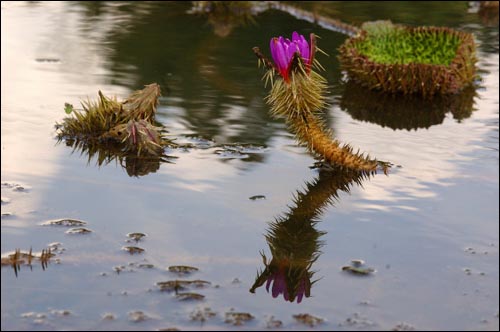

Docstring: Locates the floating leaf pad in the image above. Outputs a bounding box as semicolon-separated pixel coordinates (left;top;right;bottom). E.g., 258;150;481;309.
338;20;476;97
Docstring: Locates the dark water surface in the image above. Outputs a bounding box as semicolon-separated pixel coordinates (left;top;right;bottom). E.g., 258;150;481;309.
1;1;498;330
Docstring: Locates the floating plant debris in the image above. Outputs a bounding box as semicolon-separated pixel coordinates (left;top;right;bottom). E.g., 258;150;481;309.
156;279;211;292
122;246;145;255
190;307;217;322
65;227;92;234
126;232;147;242
342;265;375;275
351;259;365;267
339;312;376;328
338;20;476;97
249;195;266;200
266;316;283;328
168;265;199;274
49;309;71;317
191;279;211;287
341;259;375;275
101;313;116;320
128;310;150;323
225;311;254;326
35;58;60;63
41;218;87;227
157;280;192;292
293;313;324;327
392;322;416;331
175;292;205;301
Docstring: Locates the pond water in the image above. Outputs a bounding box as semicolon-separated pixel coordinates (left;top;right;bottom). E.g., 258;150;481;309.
1;1;498;331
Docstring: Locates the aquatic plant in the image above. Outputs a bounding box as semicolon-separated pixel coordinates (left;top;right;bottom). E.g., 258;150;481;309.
56;84;178;176
56;83;175;157
254;32;390;174
338;20;476;97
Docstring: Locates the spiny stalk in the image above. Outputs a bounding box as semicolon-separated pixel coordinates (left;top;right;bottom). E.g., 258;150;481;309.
255;32;390;174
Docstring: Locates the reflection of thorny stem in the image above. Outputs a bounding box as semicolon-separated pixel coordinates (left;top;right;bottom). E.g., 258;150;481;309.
1;248;55;277
251;167;371;302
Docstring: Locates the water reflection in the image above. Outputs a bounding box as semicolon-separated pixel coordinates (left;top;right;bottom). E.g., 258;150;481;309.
189;1;257;38
59;138;175;177
338;81;476;131
250;166;370;303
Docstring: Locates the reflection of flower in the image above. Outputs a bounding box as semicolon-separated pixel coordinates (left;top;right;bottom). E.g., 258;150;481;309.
264;259;312;303
251;251;316;303
270;32;314;82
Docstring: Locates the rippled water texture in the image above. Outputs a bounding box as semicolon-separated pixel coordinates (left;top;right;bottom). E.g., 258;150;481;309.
1;1;499;331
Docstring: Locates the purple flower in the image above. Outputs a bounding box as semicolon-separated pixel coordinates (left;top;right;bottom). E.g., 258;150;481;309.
269;31;314;82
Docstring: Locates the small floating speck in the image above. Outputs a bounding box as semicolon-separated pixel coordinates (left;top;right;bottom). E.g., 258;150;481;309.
113;265;125;274
190;307;217;322
157;279;211;292
102;313;116;320
293;313;324;327
168;265;199;274
66;227;92;234
225;312;254;326
42;218;87;227
127;232;147;242
156;280;191;292
20;312;46;319
351;259;365;267
128;310;150;323
339;312;374;328
266;316;283;328
191;279;211;288
249;195;266;200
35;58;60;63
392;322;415;331
1;212;13;217
342;259;375;275
122;246;145;255
1;196;10;204
50;309;71;317
342;266;375;275
138;263;155;269
176;292;205;301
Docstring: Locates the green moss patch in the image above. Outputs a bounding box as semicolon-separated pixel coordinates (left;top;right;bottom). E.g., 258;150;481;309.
338;21;476;97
